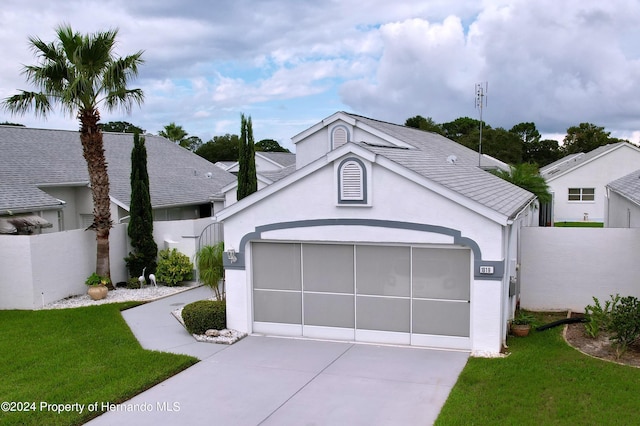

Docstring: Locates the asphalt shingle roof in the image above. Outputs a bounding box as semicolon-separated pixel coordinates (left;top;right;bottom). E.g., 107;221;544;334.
257;151;296;168
607;169;640;206
0;126;236;212
342;113;535;217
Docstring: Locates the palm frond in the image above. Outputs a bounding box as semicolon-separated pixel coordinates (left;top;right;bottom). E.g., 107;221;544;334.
3;24;144;120
490;163;552;204
3;91;53;117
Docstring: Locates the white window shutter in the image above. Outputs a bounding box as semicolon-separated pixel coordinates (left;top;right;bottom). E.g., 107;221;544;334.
341;161;363;200
333;127;347;149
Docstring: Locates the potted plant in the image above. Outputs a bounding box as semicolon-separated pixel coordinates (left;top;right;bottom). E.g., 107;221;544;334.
511;311;536;337
85;273;110;300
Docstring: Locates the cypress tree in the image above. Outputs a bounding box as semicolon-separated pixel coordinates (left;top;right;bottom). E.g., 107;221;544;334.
237;114;258;200
125;132;158;280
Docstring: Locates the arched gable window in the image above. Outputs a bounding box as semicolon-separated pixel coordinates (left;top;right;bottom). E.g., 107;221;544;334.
332;126;349;149
338;157;366;204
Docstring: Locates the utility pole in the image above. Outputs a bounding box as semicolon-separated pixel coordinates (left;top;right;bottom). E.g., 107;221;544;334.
475;82;488;167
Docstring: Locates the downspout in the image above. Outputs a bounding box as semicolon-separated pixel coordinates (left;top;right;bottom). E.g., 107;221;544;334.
502;196;536;350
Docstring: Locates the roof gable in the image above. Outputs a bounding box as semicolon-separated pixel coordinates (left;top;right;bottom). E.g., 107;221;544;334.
541;142;640;181
217;141;535;225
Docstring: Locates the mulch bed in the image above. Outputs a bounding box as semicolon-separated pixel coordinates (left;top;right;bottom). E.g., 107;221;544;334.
563;313;640;368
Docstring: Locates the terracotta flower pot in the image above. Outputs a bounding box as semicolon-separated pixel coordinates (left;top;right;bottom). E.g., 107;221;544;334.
87;285;108;301
511;324;531;337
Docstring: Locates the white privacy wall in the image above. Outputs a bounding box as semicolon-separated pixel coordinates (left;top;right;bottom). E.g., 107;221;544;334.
0;218;214;310
519;227;640;312
0;224;128;309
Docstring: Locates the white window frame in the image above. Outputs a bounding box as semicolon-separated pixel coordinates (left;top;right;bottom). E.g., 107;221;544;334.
338;157;367;205
568;187;595;202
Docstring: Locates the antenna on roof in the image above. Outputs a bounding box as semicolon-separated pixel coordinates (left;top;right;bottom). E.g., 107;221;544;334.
475;82;488;167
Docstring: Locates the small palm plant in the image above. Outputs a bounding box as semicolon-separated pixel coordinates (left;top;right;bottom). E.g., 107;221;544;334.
195;242;225;301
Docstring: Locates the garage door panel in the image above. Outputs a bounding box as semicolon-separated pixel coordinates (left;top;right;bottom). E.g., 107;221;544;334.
253;242;301;291
356;296;410;332
356;246;410;297
304;293;354;328
412;300;470;337
412;248;470;300
252;242;472;350
253;290;301;324
303;244;354;293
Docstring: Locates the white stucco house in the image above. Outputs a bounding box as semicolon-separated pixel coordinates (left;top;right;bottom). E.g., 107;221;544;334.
217;151;296;174
216;112;537;356
0;126;236;234
219;152;296;206
606;169;640;227
540;142;640;225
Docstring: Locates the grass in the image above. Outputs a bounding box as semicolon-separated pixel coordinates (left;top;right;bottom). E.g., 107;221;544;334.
554;221;604;227
436;312;640;425
0;302;198;425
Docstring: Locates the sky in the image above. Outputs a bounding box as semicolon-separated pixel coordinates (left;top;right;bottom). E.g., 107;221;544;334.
1;0;640;151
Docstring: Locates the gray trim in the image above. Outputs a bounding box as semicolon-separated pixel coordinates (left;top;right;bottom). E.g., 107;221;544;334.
331;124;350;149
225;219;504;280
337;157;367;205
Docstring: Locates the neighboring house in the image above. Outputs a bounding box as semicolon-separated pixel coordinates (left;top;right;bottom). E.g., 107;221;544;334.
219;151;296;174
540;142;640;225
606;169;640;228
217;151;297;205
0;126;236;234
216;112;537;356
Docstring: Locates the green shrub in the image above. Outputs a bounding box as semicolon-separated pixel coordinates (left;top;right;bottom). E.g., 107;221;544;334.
584;294;620;338
181;300;226;335
126;277;142;289
609;296;640;357
155;248;193;286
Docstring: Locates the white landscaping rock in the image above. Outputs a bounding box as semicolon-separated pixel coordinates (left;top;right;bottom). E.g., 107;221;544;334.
43;282;201;309
172;304;246;345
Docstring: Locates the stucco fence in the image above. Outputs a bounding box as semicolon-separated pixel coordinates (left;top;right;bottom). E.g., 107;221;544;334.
519;227;640;313
0;217;220;310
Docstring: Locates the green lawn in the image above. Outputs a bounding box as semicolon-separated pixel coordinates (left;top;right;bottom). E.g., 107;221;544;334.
0;303;197;425
436;312;640;425
554;221;604;227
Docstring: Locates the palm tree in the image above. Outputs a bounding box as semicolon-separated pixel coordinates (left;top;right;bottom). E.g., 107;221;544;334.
2;25;144;280
491;163;552;204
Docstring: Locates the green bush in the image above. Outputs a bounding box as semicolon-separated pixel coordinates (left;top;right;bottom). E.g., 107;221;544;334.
126;277;142;289
181;300;226;335
609;296;640;357
155;248;193;286
584;294;620;338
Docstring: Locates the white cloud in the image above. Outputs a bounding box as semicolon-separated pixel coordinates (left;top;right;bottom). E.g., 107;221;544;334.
2;0;640;147
340;0;640;136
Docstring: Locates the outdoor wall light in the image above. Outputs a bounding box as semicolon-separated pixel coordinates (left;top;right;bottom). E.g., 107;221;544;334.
227;248;237;263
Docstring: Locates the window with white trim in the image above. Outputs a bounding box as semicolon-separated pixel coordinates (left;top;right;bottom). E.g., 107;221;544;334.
568;188;595;201
338;158;366;204
332;126;348;149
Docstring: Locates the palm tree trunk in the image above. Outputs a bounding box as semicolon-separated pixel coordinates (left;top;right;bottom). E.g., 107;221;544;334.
79;108;112;282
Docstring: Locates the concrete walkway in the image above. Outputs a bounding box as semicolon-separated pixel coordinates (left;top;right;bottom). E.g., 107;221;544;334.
87;286;469;426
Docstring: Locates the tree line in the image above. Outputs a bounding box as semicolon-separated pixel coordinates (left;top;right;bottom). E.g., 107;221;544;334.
405;115;630;167
100;120;290;164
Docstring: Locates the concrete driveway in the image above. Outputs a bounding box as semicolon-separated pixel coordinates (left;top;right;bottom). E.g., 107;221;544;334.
87;287;468;426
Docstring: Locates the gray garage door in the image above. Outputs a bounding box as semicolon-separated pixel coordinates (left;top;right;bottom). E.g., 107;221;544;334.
252;242;471;349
